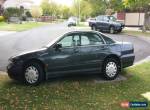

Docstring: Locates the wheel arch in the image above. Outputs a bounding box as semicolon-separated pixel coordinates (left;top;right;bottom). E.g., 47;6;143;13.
23;58;46;79
102;54;122;71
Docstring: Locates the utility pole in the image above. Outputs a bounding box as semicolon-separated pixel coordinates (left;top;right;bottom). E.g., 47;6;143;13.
78;0;80;25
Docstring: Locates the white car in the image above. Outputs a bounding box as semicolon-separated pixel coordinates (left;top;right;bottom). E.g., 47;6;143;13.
67;17;78;27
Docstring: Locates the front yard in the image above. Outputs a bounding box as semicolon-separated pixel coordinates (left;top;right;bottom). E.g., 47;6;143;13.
0;22;49;32
0;62;150;110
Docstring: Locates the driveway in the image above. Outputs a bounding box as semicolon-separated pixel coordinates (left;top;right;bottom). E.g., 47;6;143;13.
0;23;150;71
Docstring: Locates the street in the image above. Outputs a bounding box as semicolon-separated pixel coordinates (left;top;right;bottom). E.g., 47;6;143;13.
0;23;150;71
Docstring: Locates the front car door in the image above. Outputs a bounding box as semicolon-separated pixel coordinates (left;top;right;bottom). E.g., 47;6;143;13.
47;34;74;75
47;33;81;76
96;16;104;30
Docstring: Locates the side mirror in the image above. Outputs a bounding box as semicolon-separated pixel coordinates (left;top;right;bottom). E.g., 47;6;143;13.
54;43;62;51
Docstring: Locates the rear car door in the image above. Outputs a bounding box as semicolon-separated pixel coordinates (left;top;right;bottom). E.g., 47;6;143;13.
78;32;109;71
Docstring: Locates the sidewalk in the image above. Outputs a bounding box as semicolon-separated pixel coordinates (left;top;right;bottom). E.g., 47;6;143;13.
0;31;17;37
124;27;150;33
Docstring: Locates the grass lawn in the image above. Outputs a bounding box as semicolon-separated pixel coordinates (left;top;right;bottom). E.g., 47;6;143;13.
122;30;150;37
0;62;150;110
0;22;49;32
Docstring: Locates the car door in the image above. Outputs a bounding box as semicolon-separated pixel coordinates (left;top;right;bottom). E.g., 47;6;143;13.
78;32;109;71
102;16;110;30
47;33;80;75
96;16;104;30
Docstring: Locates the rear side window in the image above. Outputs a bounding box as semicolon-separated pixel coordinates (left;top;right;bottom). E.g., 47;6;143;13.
81;33;104;46
101;34;115;44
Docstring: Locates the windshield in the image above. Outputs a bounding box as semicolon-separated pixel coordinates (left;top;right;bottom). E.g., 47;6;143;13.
108;16;117;22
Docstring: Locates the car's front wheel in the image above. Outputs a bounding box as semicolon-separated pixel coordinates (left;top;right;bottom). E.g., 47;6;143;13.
109;26;115;34
23;62;44;85
102;58;120;80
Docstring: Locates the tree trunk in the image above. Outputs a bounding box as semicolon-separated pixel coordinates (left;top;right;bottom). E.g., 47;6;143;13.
142;11;150;32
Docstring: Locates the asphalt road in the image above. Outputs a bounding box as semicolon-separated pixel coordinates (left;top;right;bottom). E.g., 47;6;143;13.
0;23;150;71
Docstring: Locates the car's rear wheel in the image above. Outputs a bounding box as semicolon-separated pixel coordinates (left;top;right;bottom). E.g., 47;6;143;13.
109;26;115;34
23;62;44;85
102;58;120;80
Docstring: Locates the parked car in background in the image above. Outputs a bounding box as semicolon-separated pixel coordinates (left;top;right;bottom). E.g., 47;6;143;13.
7;30;134;85
89;15;125;34
67;17;78;27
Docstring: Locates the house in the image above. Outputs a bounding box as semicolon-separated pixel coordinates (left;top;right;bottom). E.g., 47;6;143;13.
0;0;6;15
3;0;33;10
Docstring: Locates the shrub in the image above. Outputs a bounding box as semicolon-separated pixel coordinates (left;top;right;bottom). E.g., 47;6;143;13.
31;6;42;18
3;7;22;20
0;16;5;22
26;11;32;18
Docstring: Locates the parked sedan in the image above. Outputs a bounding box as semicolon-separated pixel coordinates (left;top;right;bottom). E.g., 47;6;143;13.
67;17;78;27
7;30;135;85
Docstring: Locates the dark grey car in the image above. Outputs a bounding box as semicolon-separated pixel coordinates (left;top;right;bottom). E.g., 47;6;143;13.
89;15;125;33
7;30;134;85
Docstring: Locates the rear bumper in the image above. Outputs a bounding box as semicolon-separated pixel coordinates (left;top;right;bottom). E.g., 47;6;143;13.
121;54;135;68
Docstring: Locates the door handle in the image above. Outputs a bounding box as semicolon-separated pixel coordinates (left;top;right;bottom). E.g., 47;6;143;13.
74;50;79;53
74;49;79;53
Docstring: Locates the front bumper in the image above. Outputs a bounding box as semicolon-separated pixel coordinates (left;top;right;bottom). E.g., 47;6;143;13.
121;54;135;68
7;60;24;80
114;25;124;31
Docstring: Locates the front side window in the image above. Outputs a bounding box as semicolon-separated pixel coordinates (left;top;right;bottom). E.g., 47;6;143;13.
58;35;73;47
96;16;103;21
103;16;109;22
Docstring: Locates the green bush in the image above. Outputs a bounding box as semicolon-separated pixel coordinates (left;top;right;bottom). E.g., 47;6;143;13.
0;16;5;22
3;7;22;20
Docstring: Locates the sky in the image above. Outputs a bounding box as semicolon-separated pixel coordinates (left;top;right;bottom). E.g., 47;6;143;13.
32;0;74;6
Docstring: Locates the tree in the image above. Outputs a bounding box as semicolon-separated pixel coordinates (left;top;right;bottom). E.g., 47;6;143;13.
31;6;42;19
3;7;22;19
123;0;150;31
41;0;60;16
80;0;93;20
60;6;72;19
83;0;107;17
41;0;51;15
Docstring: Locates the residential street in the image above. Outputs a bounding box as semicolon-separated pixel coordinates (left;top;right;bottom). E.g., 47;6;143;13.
0;23;150;71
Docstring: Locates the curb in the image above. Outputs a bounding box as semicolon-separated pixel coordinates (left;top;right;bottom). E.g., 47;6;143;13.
133;56;150;67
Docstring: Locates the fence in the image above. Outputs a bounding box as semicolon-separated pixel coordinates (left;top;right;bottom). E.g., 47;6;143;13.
117;12;146;27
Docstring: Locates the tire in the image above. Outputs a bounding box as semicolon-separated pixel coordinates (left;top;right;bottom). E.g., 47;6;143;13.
91;25;97;31
109;26;115;34
23;62;45;85
102;58;120;80
117;29;122;33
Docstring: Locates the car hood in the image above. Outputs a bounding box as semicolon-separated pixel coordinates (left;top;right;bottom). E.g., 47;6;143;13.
11;47;47;60
109;21;121;26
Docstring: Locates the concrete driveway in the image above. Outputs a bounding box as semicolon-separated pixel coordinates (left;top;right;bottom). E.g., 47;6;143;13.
0;23;150;71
